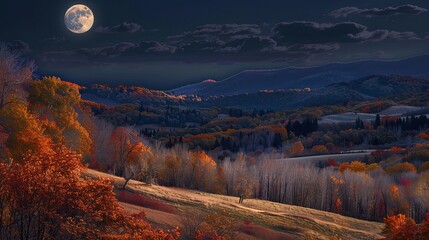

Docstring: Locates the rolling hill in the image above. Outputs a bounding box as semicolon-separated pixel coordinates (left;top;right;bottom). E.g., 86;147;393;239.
79;75;429;110
81;84;185;105
194;75;429;109
170;55;429;97
84;169;384;240
296;75;429;107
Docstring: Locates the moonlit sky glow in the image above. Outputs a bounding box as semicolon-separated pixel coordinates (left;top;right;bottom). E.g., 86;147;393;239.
1;0;429;89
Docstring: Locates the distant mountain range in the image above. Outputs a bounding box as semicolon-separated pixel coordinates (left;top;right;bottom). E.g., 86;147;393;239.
195;75;429;109
81;74;429;110
170;55;429;97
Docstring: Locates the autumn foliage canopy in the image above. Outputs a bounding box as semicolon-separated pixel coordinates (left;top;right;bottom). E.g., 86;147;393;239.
0;146;178;240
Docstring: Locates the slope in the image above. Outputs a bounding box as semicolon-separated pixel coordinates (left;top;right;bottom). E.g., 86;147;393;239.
84;169;385;240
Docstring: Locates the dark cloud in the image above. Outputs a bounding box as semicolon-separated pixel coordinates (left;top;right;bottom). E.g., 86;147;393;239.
137;41;176;53
301;43;340;52
43;36;66;44
177;40;224;54
224;36;277;53
43;41;175;61
168;24;285;55
77;42;136;58
2;40;31;55
42;20;421;64
329;4;428;18
272;21;419;45
95;22;143;34
168;24;261;44
388;31;419;40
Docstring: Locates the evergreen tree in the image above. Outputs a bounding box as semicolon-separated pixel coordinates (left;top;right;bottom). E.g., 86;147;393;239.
374;114;381;129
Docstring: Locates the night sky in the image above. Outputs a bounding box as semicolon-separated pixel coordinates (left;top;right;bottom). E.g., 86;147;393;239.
2;0;429;90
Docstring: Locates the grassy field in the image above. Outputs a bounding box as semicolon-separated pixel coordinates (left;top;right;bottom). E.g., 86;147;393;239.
84;169;384;240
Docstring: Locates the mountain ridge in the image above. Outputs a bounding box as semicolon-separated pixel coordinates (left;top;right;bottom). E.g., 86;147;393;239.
170;55;429;96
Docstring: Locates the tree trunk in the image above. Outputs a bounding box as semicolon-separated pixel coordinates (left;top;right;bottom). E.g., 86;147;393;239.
123;178;131;189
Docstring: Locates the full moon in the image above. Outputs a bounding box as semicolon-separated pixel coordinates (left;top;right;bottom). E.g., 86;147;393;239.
64;4;94;34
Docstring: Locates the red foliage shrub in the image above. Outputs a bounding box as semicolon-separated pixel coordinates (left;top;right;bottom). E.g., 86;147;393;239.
384;214;429;240
238;222;293;240
369;149;390;163
399;177;412;187
194;231;226;240
390;146;405;154
326;158;337;167
116;190;176;213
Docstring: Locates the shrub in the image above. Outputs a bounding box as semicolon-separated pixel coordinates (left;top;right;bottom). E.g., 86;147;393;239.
116;190;176;213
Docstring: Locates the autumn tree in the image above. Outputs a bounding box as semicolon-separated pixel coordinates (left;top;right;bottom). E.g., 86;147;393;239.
28;76;91;155
111;127;142;176
191;150;217;191
0;44;33;110
0;102;53;160
0;125;10;160
390;146;405;154
90;118;115;169
158;154;181;186
233;153;255;204
291;141;304;156
418;132;429;141
385;162;417;175
213;166;227;195
0;146;178;240
311;145;329;154
338;161;380;173
330;175;345;214
122;142;154;189
383;214;429;240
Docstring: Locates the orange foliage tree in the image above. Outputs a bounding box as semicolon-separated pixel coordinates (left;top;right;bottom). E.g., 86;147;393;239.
111;127;142;176
385;162;417;175
418;132;429;141
291;141;304;156
0;103;53;160
191;151;217;191
28;76;91;155
383;214;429;240
123;142;154;188
0;146;178;240
158;154;180;186
311;145;329;154
390;146;405;154
338;161;380;173
330;176;345;214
